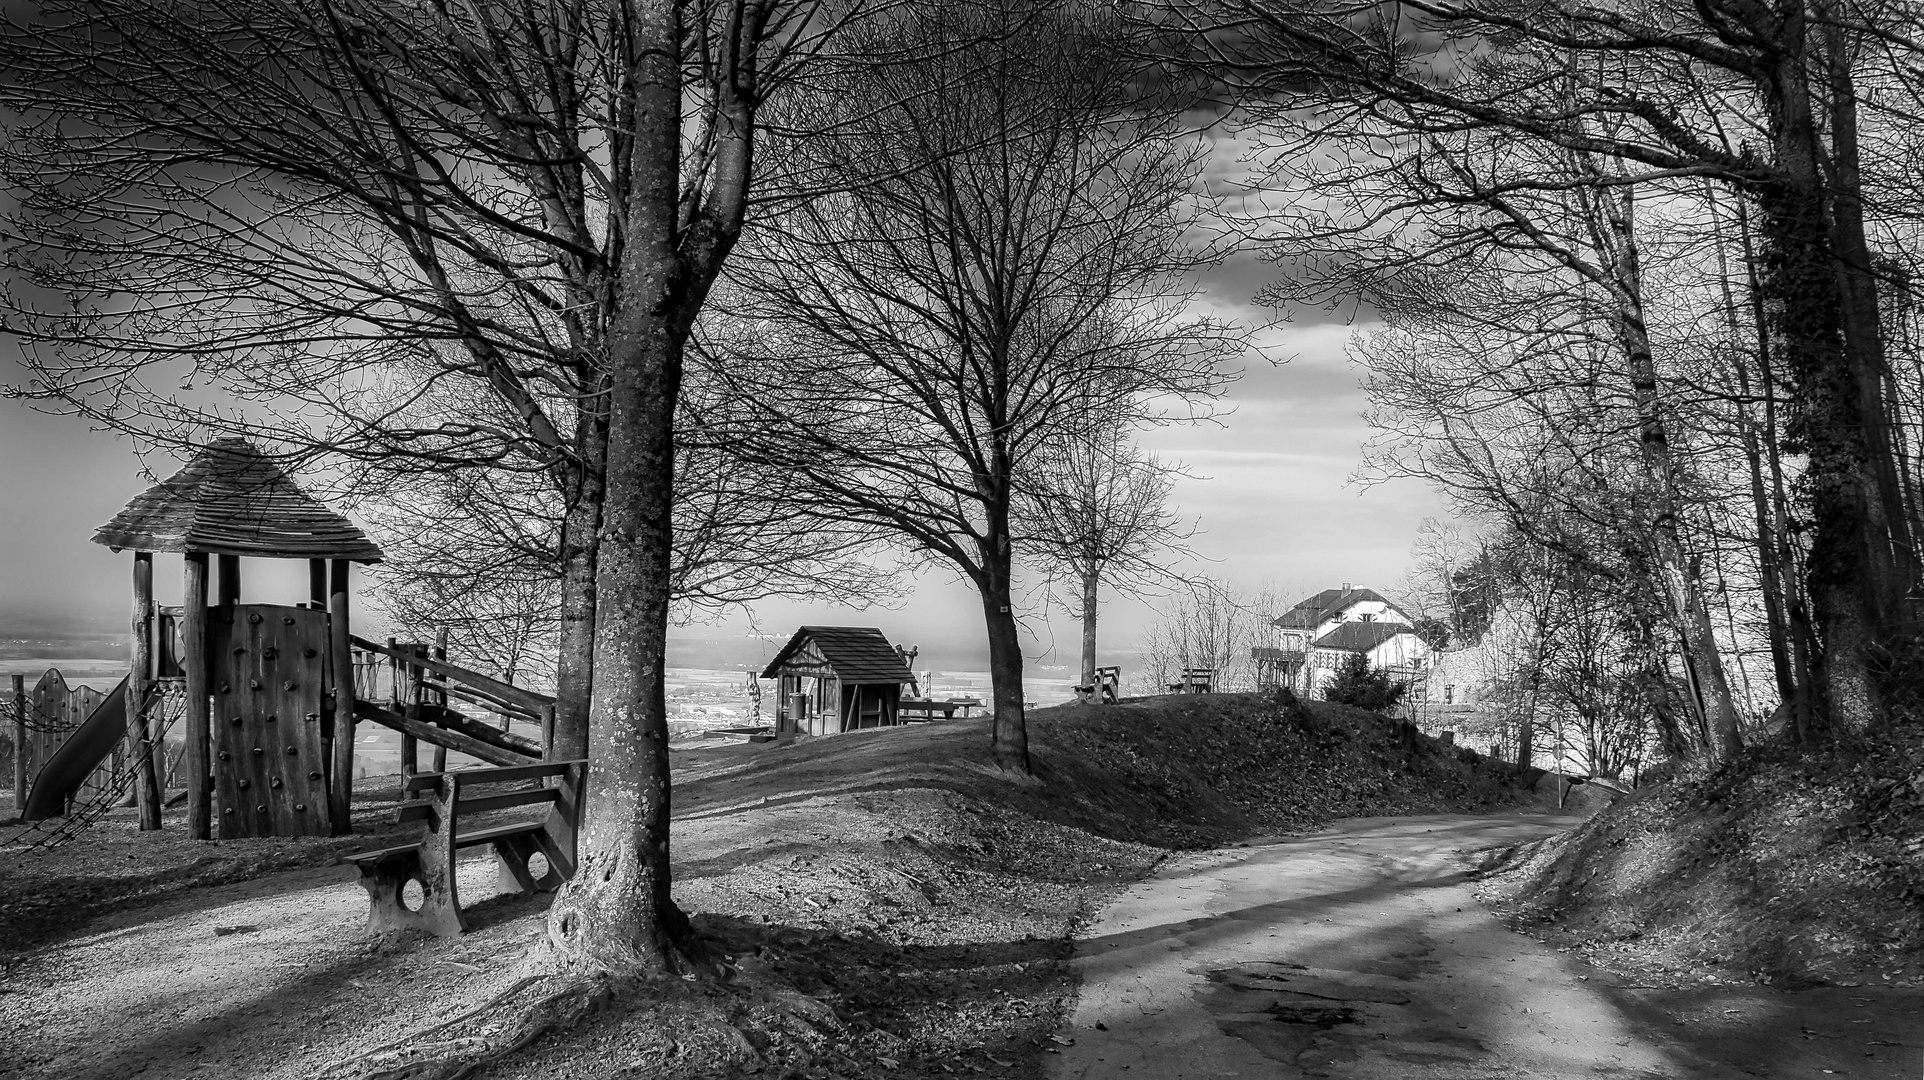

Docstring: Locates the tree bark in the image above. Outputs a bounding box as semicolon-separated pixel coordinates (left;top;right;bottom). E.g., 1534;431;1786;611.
1589;186;1744;759
1079;569;1099;689
1756;36;1888;731
981;573;1032;774
1821;14;1919;638
543;0;690;977
550;397;608;763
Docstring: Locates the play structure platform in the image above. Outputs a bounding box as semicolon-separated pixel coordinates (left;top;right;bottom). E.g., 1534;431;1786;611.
7;439;560;844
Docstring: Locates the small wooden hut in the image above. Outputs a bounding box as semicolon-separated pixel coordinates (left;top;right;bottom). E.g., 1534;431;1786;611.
761;626;913;736
94;438;383;840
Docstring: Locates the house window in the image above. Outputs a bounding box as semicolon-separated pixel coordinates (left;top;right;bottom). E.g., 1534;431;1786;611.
1361;613;1375;622
1444;684;1455;704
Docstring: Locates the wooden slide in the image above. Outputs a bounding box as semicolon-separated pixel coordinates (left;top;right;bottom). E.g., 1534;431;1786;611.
21;674;130;821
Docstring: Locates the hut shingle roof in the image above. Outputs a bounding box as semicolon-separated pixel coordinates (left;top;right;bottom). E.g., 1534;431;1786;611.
760;626;913;683
92;439;384;561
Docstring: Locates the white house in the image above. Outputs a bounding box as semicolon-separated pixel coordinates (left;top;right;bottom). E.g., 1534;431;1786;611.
1253;583;1433;697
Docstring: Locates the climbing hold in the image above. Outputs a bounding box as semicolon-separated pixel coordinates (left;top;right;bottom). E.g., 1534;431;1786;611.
304;648;317;658
249;679;261;690
295;803;307;812
283;616;295;625
248;612;263;624
265;714;277;723
253;747;264;755
286;746;299;755
257;805;267;813
309;770;323;780
270;778;282;789
263;647;278;660
219;683;230;693
218;751;230;761
238;779;251;789
223;807;234;815
284;681;297;691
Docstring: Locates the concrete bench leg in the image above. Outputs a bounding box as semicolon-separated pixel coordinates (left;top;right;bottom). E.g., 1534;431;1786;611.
352;848;463;937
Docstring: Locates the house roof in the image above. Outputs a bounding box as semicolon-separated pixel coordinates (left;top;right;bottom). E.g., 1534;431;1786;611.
1311;620;1417;653
760;626;914;683
92;438;384;562
1272;586;1406;629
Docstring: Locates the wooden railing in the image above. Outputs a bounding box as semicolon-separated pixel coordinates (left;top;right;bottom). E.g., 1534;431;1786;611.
349;636;556;763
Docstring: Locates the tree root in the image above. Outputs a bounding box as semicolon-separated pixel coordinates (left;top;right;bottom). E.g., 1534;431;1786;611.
319;973;618;1080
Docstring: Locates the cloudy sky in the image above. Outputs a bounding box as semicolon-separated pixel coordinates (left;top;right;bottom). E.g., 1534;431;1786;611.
0;108;1446;670
0;257;1443;668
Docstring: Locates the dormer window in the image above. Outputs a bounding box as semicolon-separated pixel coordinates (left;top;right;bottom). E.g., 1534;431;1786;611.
1360;613;1375;622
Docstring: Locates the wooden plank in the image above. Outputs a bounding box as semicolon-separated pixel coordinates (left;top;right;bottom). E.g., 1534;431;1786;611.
328;559;354;835
183;552;211;840
209;604;332;838
352;700;533;767
413;703;544;757
348;635;553;713
440;681;543;724
455;820;547;847
454;787;559;816
394;801;436;824
440;759;584;788
131;552;161;829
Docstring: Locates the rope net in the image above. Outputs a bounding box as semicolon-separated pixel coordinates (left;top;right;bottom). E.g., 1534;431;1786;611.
3;682;184;853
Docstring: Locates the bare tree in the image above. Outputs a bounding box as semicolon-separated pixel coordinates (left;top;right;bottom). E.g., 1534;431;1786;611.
0;0;883;1017
702;0;1234;771
1172;0;1924;733
1020;421;1189;688
1138;578;1279;693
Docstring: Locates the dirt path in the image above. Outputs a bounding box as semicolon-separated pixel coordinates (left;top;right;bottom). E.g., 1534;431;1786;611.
1051;814;1924;1079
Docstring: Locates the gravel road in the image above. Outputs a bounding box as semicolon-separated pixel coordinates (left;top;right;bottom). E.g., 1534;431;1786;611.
1051;813;1924;1080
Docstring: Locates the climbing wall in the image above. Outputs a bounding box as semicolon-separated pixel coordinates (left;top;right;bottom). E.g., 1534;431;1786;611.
208;604;332;838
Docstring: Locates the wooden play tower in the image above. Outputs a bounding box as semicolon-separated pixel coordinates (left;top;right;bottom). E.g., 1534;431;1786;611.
94;438;382;840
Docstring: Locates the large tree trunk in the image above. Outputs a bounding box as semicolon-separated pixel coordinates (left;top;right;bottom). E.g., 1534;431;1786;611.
551;397;609;762
1079;568;1099;689
978;537;1032;773
1592;187;1744;759
1822;16;1920;636
1755;29;1891;733
544;0;689;976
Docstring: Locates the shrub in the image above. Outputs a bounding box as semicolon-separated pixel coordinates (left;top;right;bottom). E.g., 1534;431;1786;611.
1322;653;1407;714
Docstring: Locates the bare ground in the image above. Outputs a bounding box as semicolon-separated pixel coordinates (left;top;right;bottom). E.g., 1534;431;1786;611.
0;695;1533;1079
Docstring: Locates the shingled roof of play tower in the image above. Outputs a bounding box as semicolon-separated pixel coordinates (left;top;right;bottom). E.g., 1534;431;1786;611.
92;438;383;562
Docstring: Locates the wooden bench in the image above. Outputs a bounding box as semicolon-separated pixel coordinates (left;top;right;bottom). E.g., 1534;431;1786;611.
343;758;585;937
1168;667;1216;694
898;698;963;721
1077;665;1123;704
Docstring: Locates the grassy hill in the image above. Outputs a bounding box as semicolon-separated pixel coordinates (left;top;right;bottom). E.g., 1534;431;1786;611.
1486;724;1924;988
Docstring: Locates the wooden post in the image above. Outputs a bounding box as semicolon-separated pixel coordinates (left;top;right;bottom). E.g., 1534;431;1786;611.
131;552;162;829
430;628;450;774
328;559;355;835
216;553;240;607
11;673;24;813
182;552;212;840
401;642;422;778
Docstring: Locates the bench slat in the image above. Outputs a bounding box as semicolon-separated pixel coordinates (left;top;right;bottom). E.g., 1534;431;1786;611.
344;842;424;863
452;758;586;787
455;821;547;847
455;788;560;816
395;801;436;825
